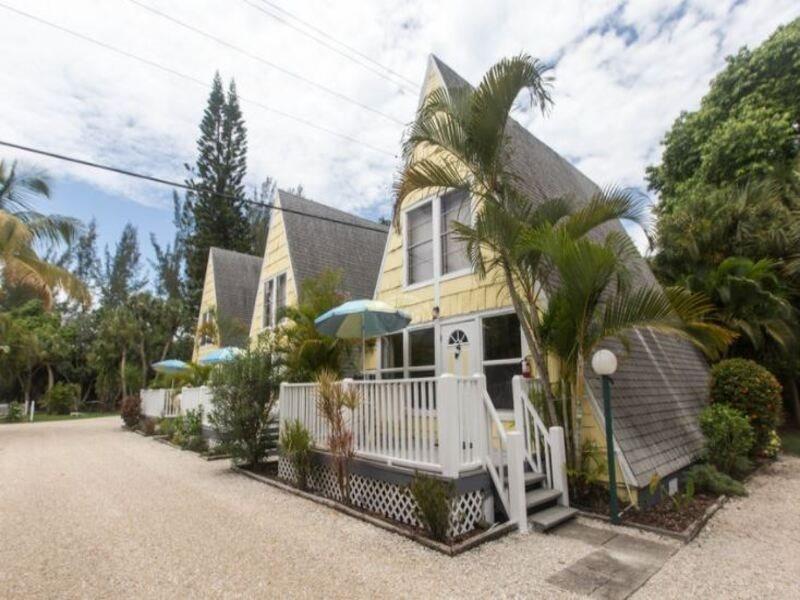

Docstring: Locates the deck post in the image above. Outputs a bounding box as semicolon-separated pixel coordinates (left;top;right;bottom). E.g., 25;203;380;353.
437;374;460;478
549;426;569;507
512;375;525;434
279;382;288;435
507;431;528;533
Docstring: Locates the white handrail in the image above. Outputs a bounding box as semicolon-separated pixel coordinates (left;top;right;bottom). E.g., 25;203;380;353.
480;386;510;518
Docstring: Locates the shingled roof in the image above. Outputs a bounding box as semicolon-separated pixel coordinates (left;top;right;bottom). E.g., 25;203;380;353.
278;190;388;300
209;247;262;346
430;55;710;488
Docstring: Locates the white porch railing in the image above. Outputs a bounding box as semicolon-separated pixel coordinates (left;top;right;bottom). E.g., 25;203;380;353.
180;386;213;425
512;375;569;507
279;373;532;533
139;388;181;419
280;374;487;477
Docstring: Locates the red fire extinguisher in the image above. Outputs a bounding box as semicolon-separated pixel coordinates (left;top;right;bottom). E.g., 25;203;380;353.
521;356;532;379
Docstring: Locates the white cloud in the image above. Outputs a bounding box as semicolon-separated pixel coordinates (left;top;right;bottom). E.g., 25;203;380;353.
0;0;797;238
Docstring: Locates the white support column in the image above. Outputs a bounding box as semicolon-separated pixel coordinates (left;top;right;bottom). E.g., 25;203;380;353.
549;426;569;507
437;374;460;478
507;431;528;534
279;382;288;434
512;375;525;434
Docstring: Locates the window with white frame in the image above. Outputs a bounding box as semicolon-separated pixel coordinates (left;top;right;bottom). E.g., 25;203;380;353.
405;192;471;286
406;203;434;285
408;327;435;378
262;273;287;329
482;313;523;410
200;310;214;345
440;190;471;275
378;326;436;379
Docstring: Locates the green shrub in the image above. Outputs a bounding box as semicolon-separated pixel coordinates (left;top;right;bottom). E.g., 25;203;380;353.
5;401;23;422
763;429;781;459
710;359;782;454
158;417;176;437
45;382;80;415
699;404;754;476
184;435;208;452
182;408;203;437
209;339;283;467
120;395;142;428
171;430;185;448
170;415;184;443
687;464;747;497
280;419;313;490
408;473;455;542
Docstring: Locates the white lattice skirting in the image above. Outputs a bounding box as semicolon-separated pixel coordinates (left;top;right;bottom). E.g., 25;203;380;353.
278;456;485;538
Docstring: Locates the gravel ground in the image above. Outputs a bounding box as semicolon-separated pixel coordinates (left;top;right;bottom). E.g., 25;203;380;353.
633;455;800;600
0;418;796;599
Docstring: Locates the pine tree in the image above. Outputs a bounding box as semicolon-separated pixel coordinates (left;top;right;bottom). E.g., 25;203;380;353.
183;73;253;313
73;218;100;291
101;223;146;308
249;176;276;257
151;192;185;301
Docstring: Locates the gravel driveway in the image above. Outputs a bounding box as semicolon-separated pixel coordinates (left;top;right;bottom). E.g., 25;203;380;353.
0;417;798;599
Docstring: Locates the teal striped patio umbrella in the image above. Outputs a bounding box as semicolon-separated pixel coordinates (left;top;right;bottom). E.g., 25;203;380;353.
198;347;243;365
314;299;411;375
151;359;190;374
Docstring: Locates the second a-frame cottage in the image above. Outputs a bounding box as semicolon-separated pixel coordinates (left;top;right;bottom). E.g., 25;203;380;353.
249;189;388;337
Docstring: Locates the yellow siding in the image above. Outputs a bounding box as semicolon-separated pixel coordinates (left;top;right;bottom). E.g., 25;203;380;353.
193;256;219;362
249;195;299;340
371;60;515;363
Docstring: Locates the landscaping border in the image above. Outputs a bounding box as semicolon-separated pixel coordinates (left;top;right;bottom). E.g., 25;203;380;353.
230;464;516;556
577;494;728;543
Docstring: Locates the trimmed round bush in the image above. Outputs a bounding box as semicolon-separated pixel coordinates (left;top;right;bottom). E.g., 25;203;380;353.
120;395;141;429
699;404;754;476
710;359;782;454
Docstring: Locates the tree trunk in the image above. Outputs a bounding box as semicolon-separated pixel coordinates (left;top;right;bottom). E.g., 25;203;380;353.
120;350;127;400
46;364;54;396
573;354;586;471
139;340;148;391
502;265;559;425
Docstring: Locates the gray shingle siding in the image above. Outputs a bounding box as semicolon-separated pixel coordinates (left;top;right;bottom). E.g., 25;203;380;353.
209;247;262;347
431;55;710;488
278;190;388;301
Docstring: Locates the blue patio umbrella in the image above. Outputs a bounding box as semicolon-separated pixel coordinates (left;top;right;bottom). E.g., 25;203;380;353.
198;346;244;365
151;359;190;374
314;299;411;374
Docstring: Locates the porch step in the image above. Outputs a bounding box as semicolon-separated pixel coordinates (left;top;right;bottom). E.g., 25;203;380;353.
529;505;578;532
524;471;546;487
525;487;562;511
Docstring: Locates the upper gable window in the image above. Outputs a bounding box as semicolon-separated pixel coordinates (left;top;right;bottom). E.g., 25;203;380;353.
406;203;434;284
275;273;287;320
263;279;274;328
263;272;288;329
440;190;471;274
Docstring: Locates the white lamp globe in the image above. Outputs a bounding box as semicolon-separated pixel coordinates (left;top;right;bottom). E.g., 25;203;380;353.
591;349;617;376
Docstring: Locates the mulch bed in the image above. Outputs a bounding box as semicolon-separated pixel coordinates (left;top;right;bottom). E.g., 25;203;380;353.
623;494;717;532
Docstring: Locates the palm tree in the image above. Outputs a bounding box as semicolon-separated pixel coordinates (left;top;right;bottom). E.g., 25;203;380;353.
535;228;734;460
0;160;88;307
394;54;656;424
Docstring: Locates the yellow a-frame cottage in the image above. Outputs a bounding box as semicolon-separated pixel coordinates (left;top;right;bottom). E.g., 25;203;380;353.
280;56;712;536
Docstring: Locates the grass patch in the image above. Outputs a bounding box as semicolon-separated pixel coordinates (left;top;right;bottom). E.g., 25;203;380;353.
2;412;114;424
780;429;800;456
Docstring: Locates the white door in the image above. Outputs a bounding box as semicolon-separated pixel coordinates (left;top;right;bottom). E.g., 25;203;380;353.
440;320;479;377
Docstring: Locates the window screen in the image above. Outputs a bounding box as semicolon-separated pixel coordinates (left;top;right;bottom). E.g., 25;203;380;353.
406;203;433;284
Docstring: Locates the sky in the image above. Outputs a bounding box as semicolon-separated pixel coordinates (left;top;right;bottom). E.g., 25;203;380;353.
1;0;798;274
